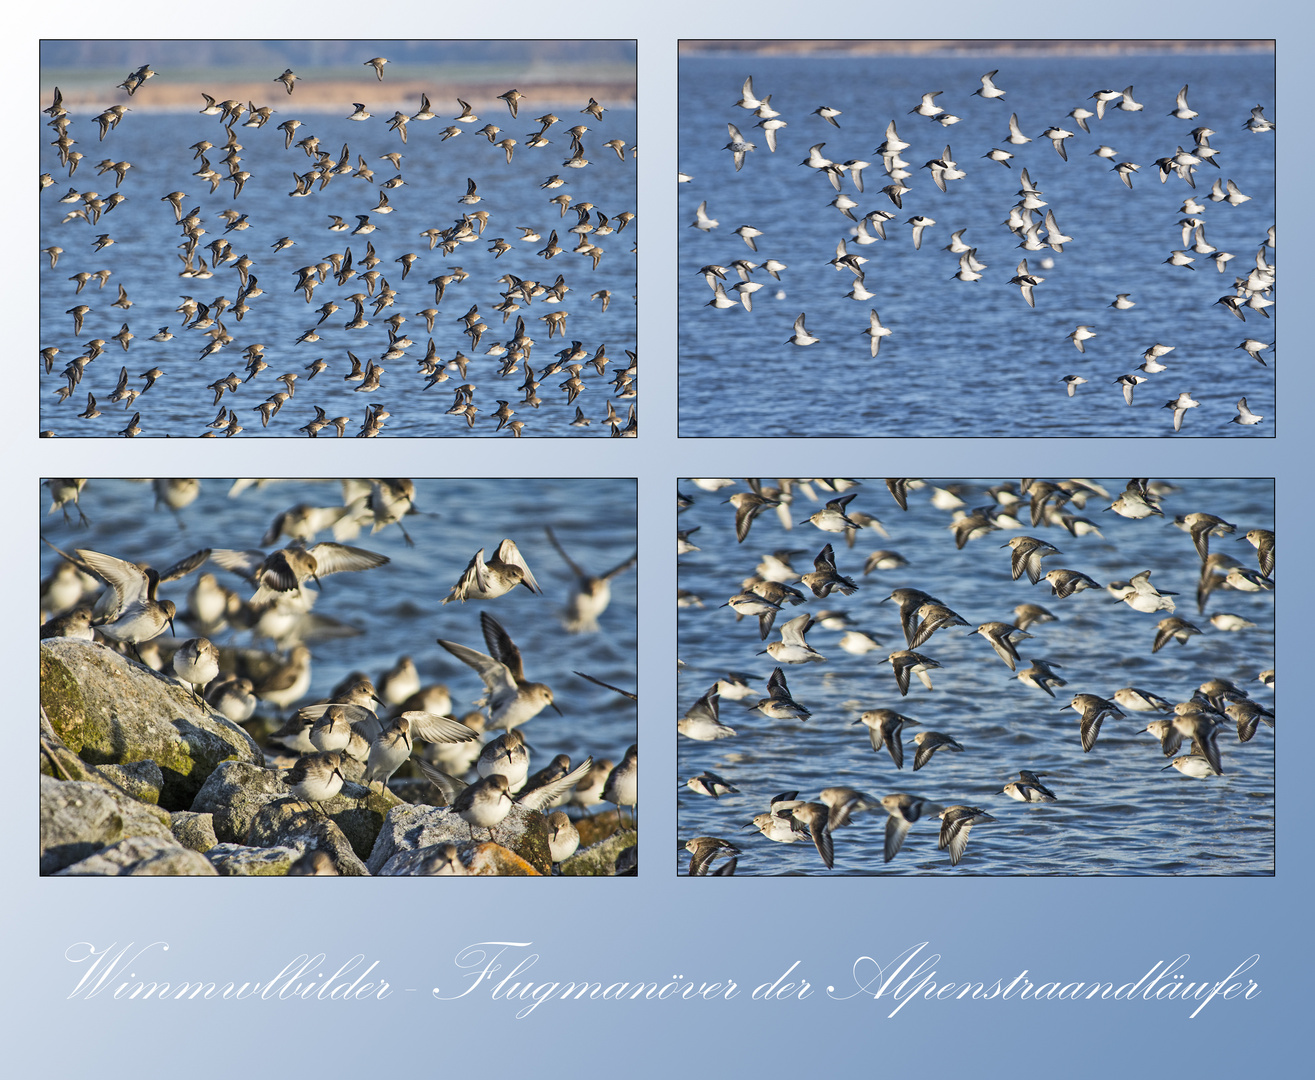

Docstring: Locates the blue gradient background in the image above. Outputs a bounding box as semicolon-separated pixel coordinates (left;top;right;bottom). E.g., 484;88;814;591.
9;1;1304;1076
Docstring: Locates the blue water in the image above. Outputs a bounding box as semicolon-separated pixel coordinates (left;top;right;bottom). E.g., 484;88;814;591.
676;478;1274;875
678;51;1275;437
41;478;638;776
40;98;636;437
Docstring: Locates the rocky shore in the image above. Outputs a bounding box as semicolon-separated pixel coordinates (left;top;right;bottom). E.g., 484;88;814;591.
41;638;636;876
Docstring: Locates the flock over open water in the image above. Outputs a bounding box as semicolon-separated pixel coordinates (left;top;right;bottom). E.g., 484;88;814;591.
39;48;637;437
679;49;1275;437
678;478;1274;875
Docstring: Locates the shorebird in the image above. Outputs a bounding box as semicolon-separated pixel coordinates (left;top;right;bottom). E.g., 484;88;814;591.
679;685;735;740
752;666;811;721
1002;770;1057;802
969;621;1032;671
209;541;389;604
880;794;941;862
723;123;756;170
762;613;825;664
75;548;179;657
787;312;819;346
284;750;346;812
938;806;996;865
173;636;219;704
437;610;561;730
1064;693;1125;751
974;70;1006;100
544;525;636;633
1163;392;1200;432
852;709;920;768
443;538;541;603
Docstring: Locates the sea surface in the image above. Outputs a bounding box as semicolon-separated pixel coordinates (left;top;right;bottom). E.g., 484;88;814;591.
41;478;638;776
39;101;636;437
676;478;1274;875
678;51;1275;437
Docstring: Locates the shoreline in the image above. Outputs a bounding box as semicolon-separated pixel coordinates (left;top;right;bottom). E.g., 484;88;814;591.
679;39;1275;58
39;77;636;113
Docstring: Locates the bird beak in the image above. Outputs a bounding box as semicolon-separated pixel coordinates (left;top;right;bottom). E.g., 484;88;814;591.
550;701;563;716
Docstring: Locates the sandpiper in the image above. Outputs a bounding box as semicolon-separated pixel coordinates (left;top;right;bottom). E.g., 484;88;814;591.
603;744;638;826
852;709;920;768
881;794;941;862
913;730;963;770
437;611;560;730
679;685;735;740
443;539;541;603
1002;770;1057;802
172;637;219;704
938;806;997;866
284;750;347;810
76;548;178;658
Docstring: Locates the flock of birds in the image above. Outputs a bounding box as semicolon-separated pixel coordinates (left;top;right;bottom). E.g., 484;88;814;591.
41;478;639;874
677;478;1274;875
40;55;637;436
682;58;1275;435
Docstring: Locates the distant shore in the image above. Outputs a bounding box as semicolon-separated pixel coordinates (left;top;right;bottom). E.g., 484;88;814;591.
679;39;1274;57
40;77;635;113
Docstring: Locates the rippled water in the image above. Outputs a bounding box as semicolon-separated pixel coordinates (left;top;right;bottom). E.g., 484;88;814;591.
40;99;636;437
676;478;1274;875
41;478;638;775
678;50;1275;437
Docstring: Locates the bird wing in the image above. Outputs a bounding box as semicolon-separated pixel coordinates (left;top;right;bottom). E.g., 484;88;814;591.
480;610;525;681
493;538;541;594
437;637;517;695
402;710;480;744
516;756;594;810
76;548;151;609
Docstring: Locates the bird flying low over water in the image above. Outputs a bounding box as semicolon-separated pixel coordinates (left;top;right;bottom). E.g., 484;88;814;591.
444;538;541;603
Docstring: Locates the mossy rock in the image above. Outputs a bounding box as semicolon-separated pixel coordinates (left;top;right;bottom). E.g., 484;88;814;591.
41;639;261;811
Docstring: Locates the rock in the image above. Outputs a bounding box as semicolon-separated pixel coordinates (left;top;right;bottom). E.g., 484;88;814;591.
41;639;261;811
376;843;468;875
206;843;301;876
378;841;542;876
95;760;164;805
244;808;370;875
367;802;551;876
190;761;286;843
559;828;637;876
54;834;217;876
170;811;218;853
40;774;173;875
40;709;103;785
246;780;402;863
575;809;630;848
